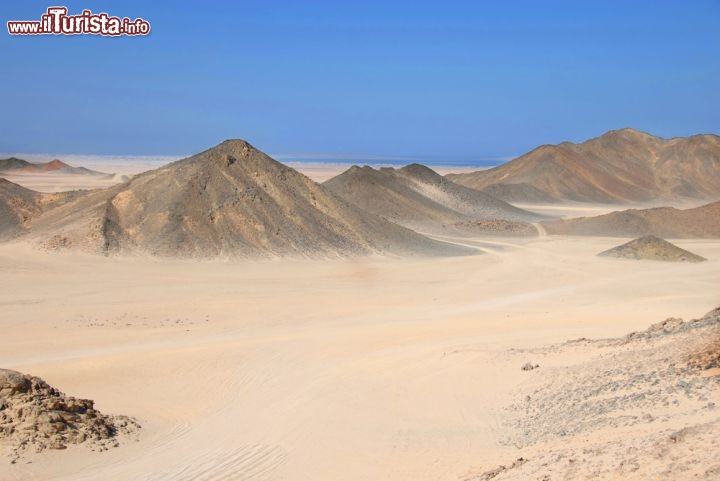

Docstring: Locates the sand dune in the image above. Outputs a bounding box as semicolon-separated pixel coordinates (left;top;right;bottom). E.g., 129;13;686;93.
448;128;720;203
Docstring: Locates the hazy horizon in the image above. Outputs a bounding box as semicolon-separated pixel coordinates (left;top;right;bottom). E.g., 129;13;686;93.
0;150;508;169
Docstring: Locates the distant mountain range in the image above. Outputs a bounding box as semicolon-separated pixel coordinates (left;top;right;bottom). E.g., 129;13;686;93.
2;131;719;256
0;157;110;176
542;201;720;238
447;128;720;204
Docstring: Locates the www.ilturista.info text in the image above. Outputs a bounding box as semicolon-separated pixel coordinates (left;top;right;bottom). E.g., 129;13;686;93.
7;7;150;36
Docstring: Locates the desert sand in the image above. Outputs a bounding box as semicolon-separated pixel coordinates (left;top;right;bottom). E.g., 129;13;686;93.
0;173;129;193
1;230;718;480
1;151;719;480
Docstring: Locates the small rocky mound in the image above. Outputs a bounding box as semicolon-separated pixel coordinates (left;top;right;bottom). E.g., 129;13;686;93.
0;369;139;461
598;235;706;262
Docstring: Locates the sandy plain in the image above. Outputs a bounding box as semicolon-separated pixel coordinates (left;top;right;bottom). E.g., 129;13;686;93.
1;231;718;480
1;170;718;480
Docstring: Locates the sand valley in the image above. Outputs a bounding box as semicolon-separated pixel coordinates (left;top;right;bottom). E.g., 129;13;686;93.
1;231;718;480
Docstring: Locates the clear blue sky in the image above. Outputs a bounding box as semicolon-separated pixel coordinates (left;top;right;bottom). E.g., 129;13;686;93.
1;1;719;161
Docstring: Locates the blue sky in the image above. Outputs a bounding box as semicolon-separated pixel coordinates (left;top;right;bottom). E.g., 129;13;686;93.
1;1;719;162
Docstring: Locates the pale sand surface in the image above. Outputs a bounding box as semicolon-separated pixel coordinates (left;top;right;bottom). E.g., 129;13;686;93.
516;199;718;220
1;235;718;480
0;173;129;193
514;203;625;219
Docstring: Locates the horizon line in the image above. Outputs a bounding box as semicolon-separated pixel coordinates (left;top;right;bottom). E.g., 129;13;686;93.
0;151;513;168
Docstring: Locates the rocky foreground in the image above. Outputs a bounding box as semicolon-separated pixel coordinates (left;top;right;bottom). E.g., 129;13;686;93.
467;307;720;480
0;369;140;462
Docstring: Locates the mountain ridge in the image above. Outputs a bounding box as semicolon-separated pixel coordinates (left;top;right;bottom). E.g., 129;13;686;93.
323;162;545;235
0;157;110;176
447;128;720;204
541;200;720;238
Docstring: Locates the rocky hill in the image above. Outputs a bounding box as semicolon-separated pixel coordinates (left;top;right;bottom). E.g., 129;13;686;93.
324;163;544;234
541;201;720;238
23;140;473;258
448;128;720;203
598;235;706;262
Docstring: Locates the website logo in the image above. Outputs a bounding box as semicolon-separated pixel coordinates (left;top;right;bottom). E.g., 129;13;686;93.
7;7;150;36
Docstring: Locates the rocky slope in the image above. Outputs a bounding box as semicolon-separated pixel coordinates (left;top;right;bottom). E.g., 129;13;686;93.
0;179;86;241
541;200;720;238
448;128;720;203
465;307;720;480
324;163;544;234
0;179;43;240
598;235;706;262
23;140;473;258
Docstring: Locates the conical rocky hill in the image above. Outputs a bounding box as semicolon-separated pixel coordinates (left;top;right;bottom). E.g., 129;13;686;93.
598;235;706;262
25;140;472;258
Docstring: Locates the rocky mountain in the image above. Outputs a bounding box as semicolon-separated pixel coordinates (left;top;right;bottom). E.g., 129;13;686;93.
323;163;544;233
23;140;473;258
447;128;720;203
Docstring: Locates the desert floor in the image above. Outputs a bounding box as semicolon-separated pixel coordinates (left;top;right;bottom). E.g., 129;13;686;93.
1;231;718;481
